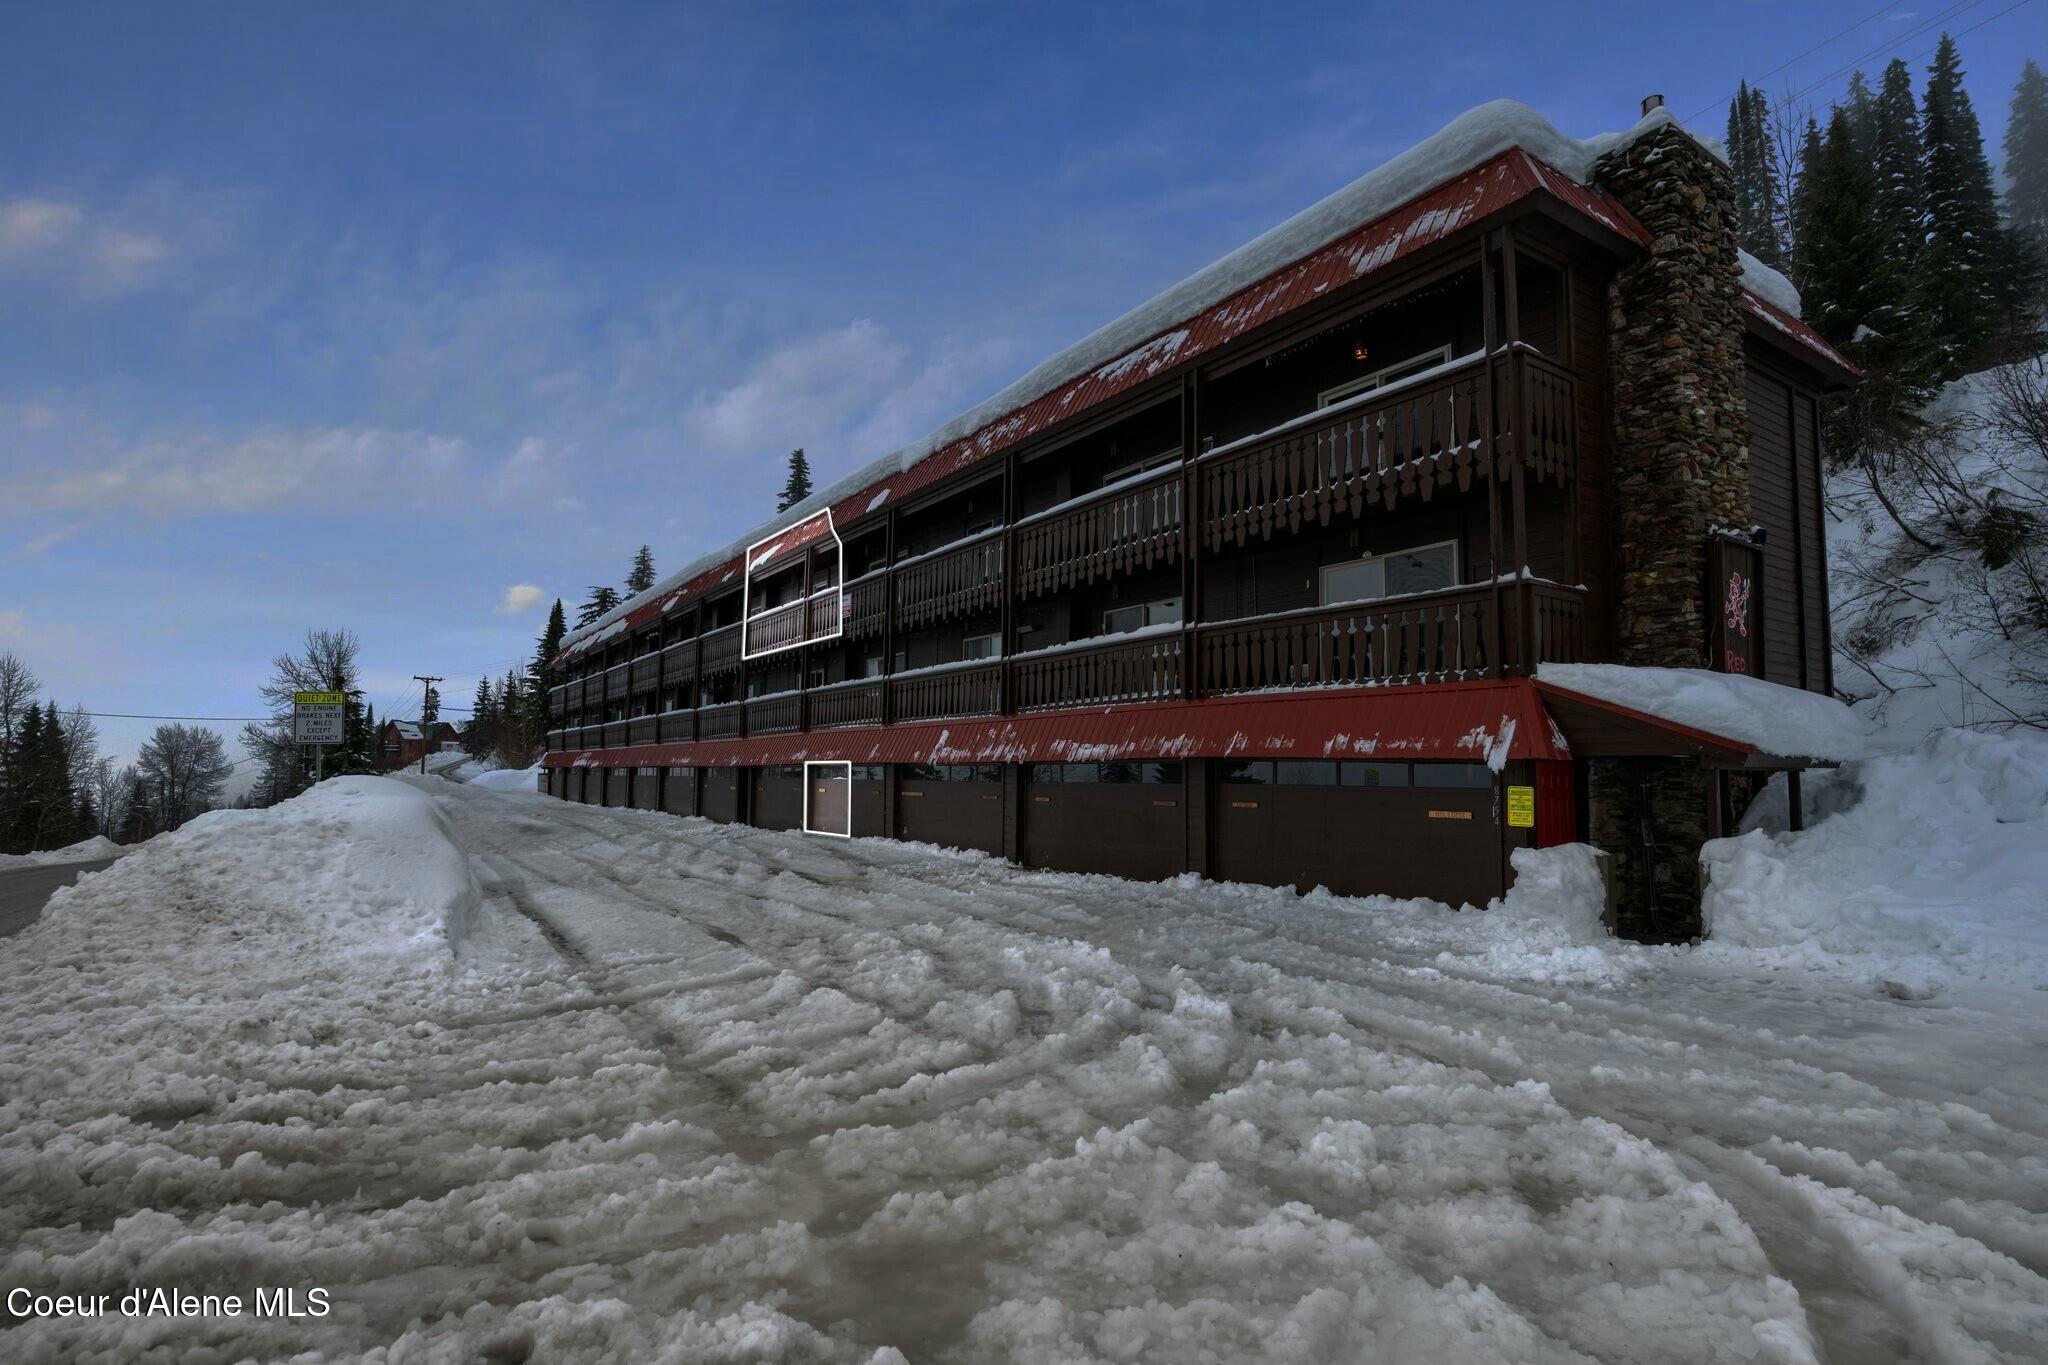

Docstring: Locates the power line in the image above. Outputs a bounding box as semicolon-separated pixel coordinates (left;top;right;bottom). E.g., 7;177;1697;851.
1772;0;2002;115
1685;0;1911;121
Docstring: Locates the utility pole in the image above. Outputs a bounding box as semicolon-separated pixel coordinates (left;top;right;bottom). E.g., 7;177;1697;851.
413;675;443;775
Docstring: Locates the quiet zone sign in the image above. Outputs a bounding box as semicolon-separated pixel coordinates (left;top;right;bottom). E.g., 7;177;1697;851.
293;691;346;746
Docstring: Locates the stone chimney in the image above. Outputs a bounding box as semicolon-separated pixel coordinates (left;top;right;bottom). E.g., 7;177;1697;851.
1585;119;1751;939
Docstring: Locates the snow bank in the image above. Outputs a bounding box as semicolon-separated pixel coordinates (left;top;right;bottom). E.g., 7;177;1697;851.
0;834;126;868
1538;663;1868;760
561;101;1709;660
1703;728;2048;993
468;762;542;793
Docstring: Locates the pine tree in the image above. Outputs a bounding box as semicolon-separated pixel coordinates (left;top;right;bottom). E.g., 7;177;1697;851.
2006;59;2048;316
1842;69;1879;159
530;599;568;752
577;586;622;628
420;684;440;728
1870;61;1928;267
777;447;813;512
1789;117;1828;289
626;545;656;596
1727;84;1788;268
1801;108;1907;345
1919;33;2010;375
467;678;494;758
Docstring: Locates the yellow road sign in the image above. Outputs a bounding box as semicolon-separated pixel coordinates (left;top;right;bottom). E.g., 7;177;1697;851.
293;691;347;706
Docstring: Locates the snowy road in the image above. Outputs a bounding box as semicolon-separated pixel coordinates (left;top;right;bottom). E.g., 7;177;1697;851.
4;777;2044;1363
0;858;117;938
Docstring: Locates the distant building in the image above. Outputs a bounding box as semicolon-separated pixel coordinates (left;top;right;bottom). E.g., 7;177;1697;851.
378;719;461;771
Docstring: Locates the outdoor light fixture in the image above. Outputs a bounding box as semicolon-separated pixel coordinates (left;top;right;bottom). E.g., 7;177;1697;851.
1352;340;1370;362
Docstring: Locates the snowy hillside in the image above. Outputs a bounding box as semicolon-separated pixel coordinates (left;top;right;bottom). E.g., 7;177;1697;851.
4;776;2044;1361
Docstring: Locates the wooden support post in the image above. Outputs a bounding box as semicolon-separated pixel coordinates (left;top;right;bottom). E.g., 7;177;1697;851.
1785;769;1804;832
882;508;898;725
1480;235;1505;677
1502;227;1533;672
1181;370;1201;700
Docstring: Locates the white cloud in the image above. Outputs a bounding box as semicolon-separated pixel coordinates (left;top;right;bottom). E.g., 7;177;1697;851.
499;584;545;614
0;198;82;255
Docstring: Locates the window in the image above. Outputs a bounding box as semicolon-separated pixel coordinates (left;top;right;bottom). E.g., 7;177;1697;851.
668;766;693;778
903;764;945;782
1276;760;1338;786
1103;447;1181;485
863;655;885;679
1340;761;1409;787
1144;762;1184;784
1099;762;1139;783
962;632;1001;661
1320;541;1457;606
1102;597;1182;635
1220;760;1274;784
1414;762;1492;789
1062;763;1100;783
1029;763;1063;785
638;767;659;778
1317;345;1454;408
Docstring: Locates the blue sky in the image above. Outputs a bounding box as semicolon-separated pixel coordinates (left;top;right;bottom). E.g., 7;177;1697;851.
2;0;2039;770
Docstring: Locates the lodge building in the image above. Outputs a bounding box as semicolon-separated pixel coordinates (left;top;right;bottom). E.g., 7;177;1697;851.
537;101;1859;939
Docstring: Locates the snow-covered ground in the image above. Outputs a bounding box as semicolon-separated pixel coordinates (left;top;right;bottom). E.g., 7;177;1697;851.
4;772;2044;1362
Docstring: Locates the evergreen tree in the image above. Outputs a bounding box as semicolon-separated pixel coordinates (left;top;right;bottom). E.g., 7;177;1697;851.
577;585;622;628
420;683;440;728
777;447;813;512
626;545;656;596
1727;84;1788;268
467;678;495;759
1919;34;2010;375
1842;69;1879;159
2006;59;2048;317
1870;61;1929;268
530;599;568;752
1789;117;1828;289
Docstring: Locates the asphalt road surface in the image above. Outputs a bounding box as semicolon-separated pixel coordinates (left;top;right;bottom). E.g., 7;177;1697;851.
0;858;117;938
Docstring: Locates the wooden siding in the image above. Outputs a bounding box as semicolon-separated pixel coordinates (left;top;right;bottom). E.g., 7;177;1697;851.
1743;357;1832;692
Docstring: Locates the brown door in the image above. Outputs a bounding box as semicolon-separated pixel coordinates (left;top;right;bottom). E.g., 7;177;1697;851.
805;766;851;835
751;766;803;831
630;767;662;811
603;767;631;807
662;768;697;818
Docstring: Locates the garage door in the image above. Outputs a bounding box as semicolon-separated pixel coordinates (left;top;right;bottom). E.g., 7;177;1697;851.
751;765;804;831
1022;761;1186;880
603;767;632;808
700;768;741;824
1210;759;1500;905
805;764;851;836
897;764;1003;855
630;766;662;811
850;765;887;837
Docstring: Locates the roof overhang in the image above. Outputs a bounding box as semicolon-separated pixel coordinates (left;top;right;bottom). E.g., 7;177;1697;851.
1532;677;1847;769
1741;293;1861;389
544;678;1569;770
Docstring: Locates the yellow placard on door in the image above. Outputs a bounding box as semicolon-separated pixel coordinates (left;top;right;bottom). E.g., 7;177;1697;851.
1506;785;1536;828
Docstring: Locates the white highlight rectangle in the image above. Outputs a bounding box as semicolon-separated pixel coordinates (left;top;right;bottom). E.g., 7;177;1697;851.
802;760;853;838
742;509;844;662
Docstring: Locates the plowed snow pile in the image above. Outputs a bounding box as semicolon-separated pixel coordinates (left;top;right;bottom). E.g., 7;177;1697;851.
3;775;2043;1363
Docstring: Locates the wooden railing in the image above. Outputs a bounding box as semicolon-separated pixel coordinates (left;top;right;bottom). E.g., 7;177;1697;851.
1518;351;1578;486
896;537;1003;629
604;663;631;700
661;639;697;684
892;663;1001;722
810;678;885;728
1515;580;1588;672
1011;634;1184;712
657;709;696;743
807;587;842;639
1200;360;1493;552
844;574;888;639
745;599;807;656
630;655;662;692
628;716;658;745
602;720;632;747
1196;584;1500;692
700;623;741;676
744;693;803;735
1015;468;1182;598
698;703;741;740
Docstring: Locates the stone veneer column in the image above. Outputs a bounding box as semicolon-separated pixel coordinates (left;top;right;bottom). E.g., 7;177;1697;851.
1586;119;1751;939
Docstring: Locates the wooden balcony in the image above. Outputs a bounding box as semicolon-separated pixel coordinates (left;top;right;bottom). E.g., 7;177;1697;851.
1200;358;1495;552
661;639;697;684
1011;633;1183;712
1015;467;1182;598
1196;584;1500;692
627;716;658;746
744;599;807;656
698;702;741;740
892;662;1001;722
744;693;803;735
807;587;842;638
658;708;695;742
604;663;631;701
629;655;661;693
602;720;632;747
810;677;885;728
700;623;741;676
896;536;1003;629
1519;351;1579;485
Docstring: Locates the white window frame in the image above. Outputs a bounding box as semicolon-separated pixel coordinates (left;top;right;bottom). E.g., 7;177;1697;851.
1102;596;1182;635
961;632;1001;661
1317;345;1455;409
1319;540;1459;606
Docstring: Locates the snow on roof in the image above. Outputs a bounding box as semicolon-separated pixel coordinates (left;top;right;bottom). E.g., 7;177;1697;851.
1738;250;1801;317
1536;664;1867;762
559;101;1700;663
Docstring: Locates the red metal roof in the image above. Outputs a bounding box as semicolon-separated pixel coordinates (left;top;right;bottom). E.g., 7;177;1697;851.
559;150;1650;663
1741;291;1861;382
541;678;1570;770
